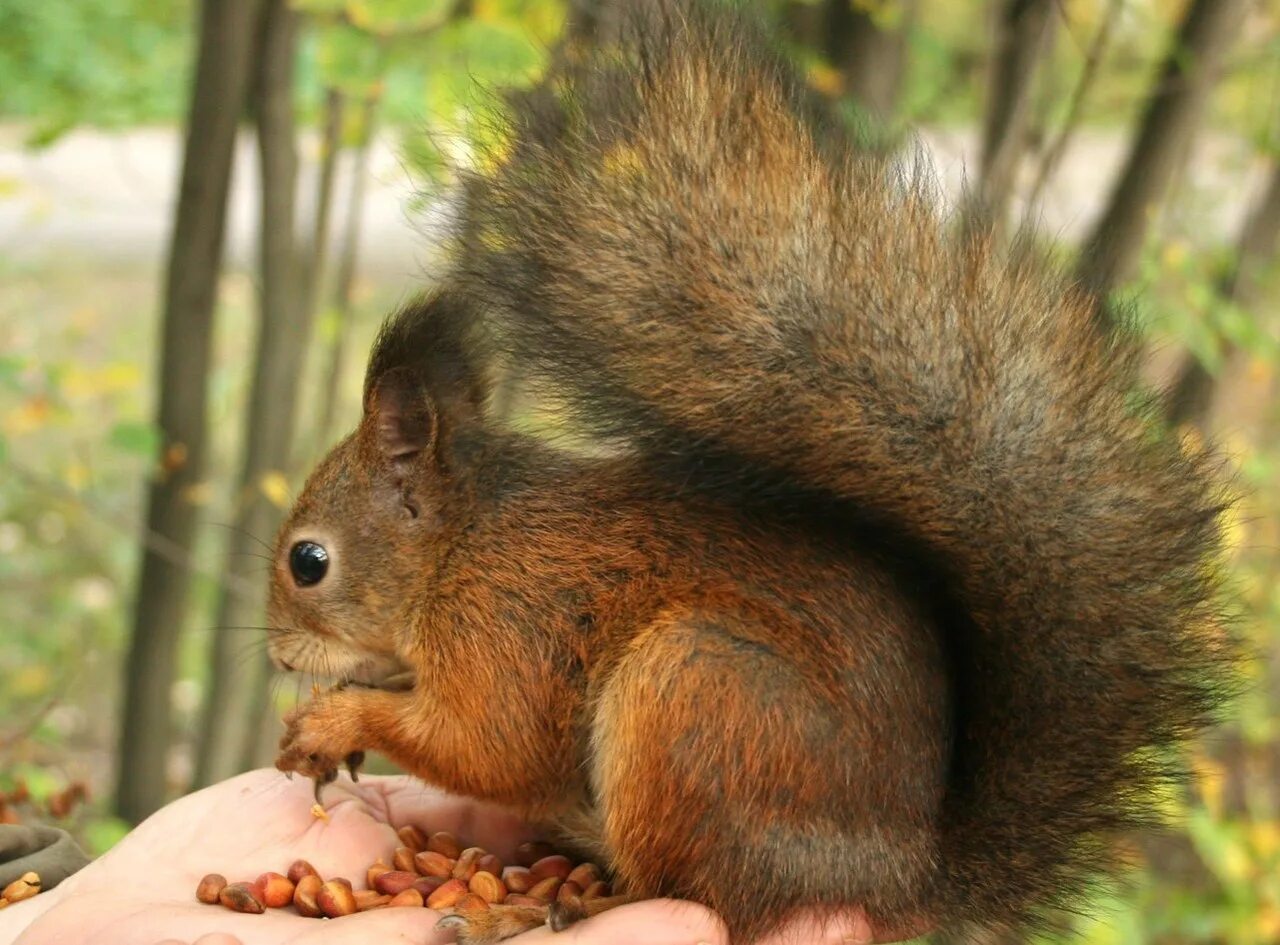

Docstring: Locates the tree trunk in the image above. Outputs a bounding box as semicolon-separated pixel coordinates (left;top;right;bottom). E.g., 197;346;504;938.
303;88;346;332
315;93;380;449
114;0;264;824
1076;0;1251;308
1025;0;1123;210
966;0;1058;230
194;0;306;787
1165;160;1280;426
823;0;918;122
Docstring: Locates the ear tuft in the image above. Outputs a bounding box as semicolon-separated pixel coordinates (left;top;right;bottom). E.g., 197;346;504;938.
369;367;436;465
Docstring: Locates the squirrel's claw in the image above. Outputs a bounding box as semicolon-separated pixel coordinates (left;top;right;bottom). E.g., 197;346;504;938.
313;768;338;803
345;750;365;782
547;898;587;932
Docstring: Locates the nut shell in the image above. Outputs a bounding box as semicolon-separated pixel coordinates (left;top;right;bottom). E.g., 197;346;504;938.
196;873;227;905
367;861;391;888
503;867;535;893
505;894;544;906
354;890;391;911
566;863;600;888
527;876;563;901
1;872;40;903
514;841;555;868
425;877;468;910
388;888;425;908
455;892;490;912
219;882;265;914
529;855;572;883
426;831;462;859
413;876;446;897
469;870;507;904
318;879;357;918
397;825;428;852
256;872;296;908
393;846;417;873
287;859;319;884
452;848;483;881
414;850;455;878
293;874;323;918
373;870;420;896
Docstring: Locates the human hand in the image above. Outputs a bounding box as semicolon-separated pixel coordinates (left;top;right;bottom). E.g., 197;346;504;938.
2;769;924;945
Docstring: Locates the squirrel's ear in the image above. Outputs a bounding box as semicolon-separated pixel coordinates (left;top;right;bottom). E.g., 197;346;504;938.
368;367;437;469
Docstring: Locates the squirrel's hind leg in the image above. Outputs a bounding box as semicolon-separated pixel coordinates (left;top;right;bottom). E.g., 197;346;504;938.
589;609;946;940
437;896;633;943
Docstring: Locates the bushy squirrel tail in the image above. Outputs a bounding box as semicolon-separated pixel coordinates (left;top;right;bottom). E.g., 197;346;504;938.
455;1;1234;931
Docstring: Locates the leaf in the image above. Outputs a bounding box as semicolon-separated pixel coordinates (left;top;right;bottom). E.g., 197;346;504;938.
259;471;292;509
0;355;22;388
109;421;159;459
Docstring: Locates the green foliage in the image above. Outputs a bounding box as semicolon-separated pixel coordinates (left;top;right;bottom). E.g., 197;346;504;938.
0;0;193;144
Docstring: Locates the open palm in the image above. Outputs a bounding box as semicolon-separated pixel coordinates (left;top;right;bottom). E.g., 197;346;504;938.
3;769;899;945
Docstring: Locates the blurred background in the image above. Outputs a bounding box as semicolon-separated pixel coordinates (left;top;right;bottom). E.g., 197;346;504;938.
0;0;1277;941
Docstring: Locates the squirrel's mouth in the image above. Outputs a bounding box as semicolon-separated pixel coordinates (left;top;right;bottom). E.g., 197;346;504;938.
272;639;413;692
341;660;415;692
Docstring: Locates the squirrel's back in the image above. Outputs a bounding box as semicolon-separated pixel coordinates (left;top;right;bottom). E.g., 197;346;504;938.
449;1;1235;935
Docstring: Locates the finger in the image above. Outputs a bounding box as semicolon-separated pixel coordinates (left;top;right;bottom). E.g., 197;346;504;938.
286;906;453;944
506;898;730;945
343;775;536;860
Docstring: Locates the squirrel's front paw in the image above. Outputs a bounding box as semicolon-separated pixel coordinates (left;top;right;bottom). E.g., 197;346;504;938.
275;696;366;787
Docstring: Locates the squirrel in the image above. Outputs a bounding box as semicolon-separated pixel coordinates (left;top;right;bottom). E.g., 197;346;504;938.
268;2;1235;943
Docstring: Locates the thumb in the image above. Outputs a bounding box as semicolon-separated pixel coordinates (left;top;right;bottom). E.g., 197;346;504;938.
286;907;456;944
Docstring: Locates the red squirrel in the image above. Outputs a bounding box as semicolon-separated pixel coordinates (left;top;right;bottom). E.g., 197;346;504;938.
268;3;1234;942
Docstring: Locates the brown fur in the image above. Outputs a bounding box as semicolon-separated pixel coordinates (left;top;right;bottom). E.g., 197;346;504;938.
270;2;1234;942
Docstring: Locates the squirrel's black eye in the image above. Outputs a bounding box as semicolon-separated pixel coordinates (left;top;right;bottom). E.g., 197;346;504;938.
289;541;329;587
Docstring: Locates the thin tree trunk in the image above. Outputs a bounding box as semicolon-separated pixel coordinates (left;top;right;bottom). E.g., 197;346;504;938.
231;92;348;770
303;89;346;334
822;0;919;122
194;0;306;787
315;93;380;449
115;0;264;824
1076;0;1251;309
1026;0;1124;210
1165;161;1280;426
966;0;1058;230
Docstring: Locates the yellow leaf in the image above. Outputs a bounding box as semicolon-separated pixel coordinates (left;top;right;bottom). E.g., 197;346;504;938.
1260;905;1280;941
260;471;292;509
1219;500;1246;556
807;63;844;97
100;362;141;391
1249;821;1280;860
3;396;51;435
181;481;215;506
1191;750;1225;817
602;143;643;180
64;461;89;492
1162;240;1189;268
13;664;51;698
1247;356;1271;384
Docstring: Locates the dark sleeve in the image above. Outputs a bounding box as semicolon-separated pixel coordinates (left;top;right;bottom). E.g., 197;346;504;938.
0;825;91;891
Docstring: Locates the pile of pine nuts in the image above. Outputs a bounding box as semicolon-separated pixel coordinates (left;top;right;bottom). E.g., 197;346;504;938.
196;827;609;919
